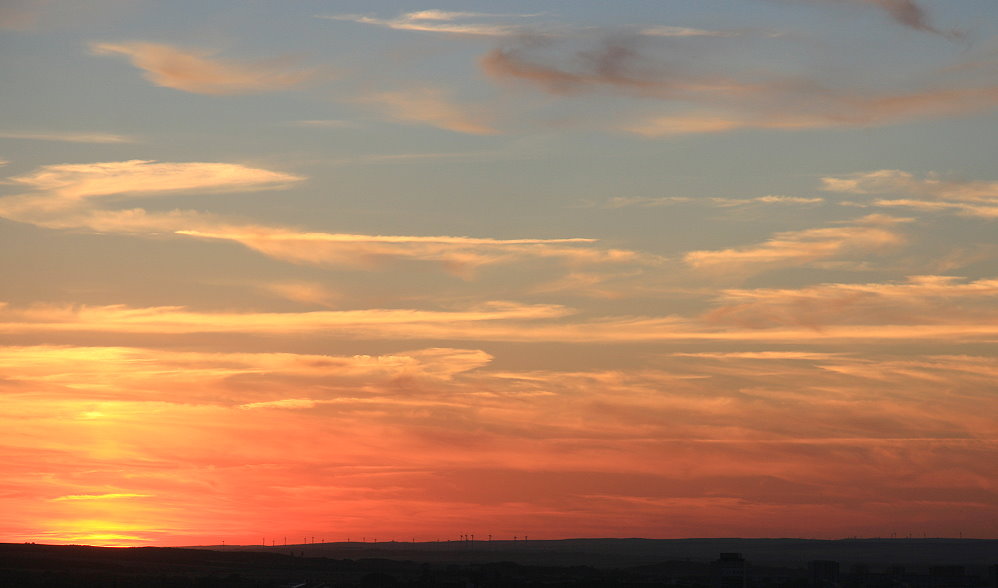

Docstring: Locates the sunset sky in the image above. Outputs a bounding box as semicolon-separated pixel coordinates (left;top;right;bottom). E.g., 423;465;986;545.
1;0;996;547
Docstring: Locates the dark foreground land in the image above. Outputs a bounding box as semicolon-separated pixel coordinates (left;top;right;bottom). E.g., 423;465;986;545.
1;539;995;588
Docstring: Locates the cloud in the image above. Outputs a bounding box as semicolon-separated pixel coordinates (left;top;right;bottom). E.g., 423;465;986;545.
604;195;823;208
822;169;998;218
5;159;303;201
625;82;998;134
325;10;731;41
0;0;129;32
481;39;754;99
624;112;848;136
179;228;635;275
639;26;733;38
1;160;640;276
0;130;136;143
52;493;150;501
3;297;997;345
237;398;319;410
361;86;499;134
320;10;537;37
818;0;946;35
705;275;998;330
856;0;933;30
0;0;59;30
669;351;846;360
869;199;998;218
0;301;573;338
1;325;996;542
684;214;909;275
0;344;494;406
0;160;304;233
262;281;341;308
481;35;998;136
90;42;315;95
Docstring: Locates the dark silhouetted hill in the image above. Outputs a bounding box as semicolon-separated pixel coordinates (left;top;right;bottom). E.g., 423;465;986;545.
1;539;994;587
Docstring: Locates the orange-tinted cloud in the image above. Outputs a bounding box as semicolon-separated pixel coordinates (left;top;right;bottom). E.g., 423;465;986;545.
823;170;985;198
624;111;851;136
604;195;823;208
3;294;997;344
822;169;998;217
705;275;998;330
179;228;636;274
6;159;303;201
626;83;998;134
52;493;150;501
90;42;315;95
1;160;643;276
323;10;535;37
0;0;43;30
0;300;573;338
0;130;136;143
361;86;499;134
262;281;342;308
0;344;494;406
684;214;908;275
2;342;994;544
0;160;302;236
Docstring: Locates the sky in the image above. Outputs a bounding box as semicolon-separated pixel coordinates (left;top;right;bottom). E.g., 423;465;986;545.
1;0;996;547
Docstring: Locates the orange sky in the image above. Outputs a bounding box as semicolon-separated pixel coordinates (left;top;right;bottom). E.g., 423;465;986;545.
1;0;996;545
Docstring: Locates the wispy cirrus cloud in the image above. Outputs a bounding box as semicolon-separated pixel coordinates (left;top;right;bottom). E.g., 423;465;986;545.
684;214;909;275
320;9;538;37
324;10;730;40
626;82;998;135
822;169;998;217
669;351;847;360
1;159;642;275
0;344;494;406
90;42;316;95
261;281;342;308
638;25;734;38
864;199;998;218
603;195;823;208
5;159;303;201
360;86;499;134
179;228;635;275
4;296;998;344
0;160;303;231
624;112;837;136
52;493;150;501
705;275;998;330
0;0;42;30
0;130;136;144
0;300;572;338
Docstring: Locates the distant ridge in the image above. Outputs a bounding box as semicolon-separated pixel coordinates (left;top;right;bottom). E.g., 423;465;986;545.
3;539;994;587
202;537;998;568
